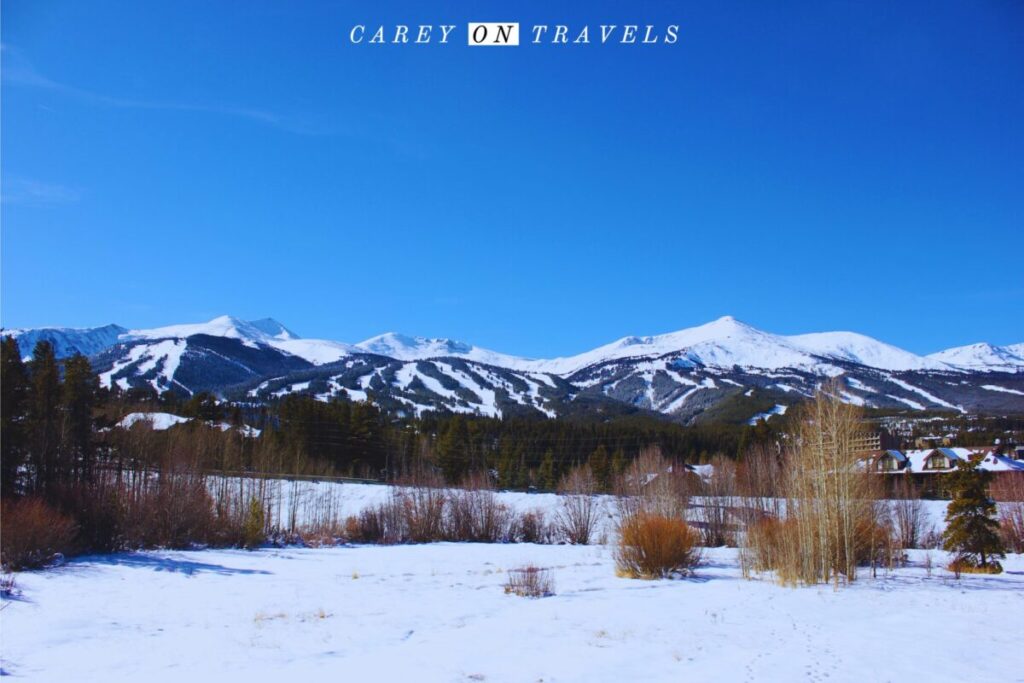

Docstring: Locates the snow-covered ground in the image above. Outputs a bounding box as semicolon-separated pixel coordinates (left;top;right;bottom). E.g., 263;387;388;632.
235;479;968;539
3;544;1022;682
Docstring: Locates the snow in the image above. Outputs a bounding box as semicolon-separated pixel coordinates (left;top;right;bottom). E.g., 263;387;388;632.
982;384;1024;396
270;339;353;365
116;412;262;437
274;381;310;398
117;412;192;430
246;318;298;341
126;315;271;347
887;378;965;413
98;340;187;390
4;323;127;360
10;315;1023;379
4;544;1022;682
520;317;830;375
747;404;788;425
927;342;1024;373
350;318;963;377
355;332;535;370
433;362;502;418
789;331;951;372
887;394;926;410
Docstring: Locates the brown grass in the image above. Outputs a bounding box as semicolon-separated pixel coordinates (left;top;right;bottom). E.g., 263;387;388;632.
504;565;555;598
948;556;1003;576
615;512;701;579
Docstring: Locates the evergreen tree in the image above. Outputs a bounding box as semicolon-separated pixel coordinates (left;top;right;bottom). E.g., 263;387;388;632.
942;459;1005;571
184;392;222;422
1;336;31;496
436;415;469;483
538;449;556;490
589;444;611;491
28;341;61;493
611;448;627;478
61;354;98;482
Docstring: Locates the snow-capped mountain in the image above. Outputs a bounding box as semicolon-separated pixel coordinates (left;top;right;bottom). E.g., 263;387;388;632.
354;332;536;369
123;315;282;346
3;323;127;360
926;342;1024;373
5;314;1022;422
786;331;951;372
520;317;953;375
355;317;959;375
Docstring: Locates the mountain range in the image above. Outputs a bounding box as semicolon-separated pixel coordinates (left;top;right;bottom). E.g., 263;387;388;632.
4;315;1023;424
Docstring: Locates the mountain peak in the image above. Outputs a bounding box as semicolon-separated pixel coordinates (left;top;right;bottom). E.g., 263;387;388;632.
356;332;474;359
927;341;1024;372
247;318;299;341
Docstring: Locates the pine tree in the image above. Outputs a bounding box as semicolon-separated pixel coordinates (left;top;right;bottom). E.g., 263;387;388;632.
28;341;61;494
589;445;611;492
61;354;98;483
1;336;31;496
436;415;469;483
942;459;1005;572
611;448;627;478
538;449;556;490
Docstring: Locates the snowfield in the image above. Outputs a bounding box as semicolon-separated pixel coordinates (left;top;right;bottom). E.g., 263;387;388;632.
3;544;1023;682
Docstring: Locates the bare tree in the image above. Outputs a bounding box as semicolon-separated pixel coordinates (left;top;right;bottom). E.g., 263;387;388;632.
556;464;603;545
742;381;887;586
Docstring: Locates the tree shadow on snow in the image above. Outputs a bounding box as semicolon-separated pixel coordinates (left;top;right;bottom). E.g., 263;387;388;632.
80;553;273;577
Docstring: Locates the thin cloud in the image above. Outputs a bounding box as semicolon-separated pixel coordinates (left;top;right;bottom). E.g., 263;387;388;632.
1;177;82;206
1;46;330;135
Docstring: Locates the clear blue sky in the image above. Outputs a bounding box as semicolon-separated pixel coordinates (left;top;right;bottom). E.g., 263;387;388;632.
2;1;1021;357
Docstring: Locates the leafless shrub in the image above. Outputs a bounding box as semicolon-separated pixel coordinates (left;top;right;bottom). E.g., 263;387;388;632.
0;573;17;598
921;527;944;550
347;495;407;544
446;475;512;542
504;565;555;598
737;443;785;518
990;472;1024;502
614;446;690;520
890;477;928;550
991;474;1024;553
694;455;738;547
998;502;1024;553
398;486;448;542
1;497;78;570
556;465;602;545
128;471;221;548
511;509;553;544
615;512;701;579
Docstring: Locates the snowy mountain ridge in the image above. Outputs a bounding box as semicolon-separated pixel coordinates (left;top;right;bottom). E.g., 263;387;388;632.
5;315;1023;423
6;314;1022;374
926;342;1024;373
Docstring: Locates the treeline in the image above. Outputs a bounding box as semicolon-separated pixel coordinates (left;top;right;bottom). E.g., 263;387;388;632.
2;336;786;498
236;395;770;489
1;338;98;497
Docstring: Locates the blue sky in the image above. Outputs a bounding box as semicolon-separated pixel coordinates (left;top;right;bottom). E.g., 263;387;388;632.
2;1;1022;357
